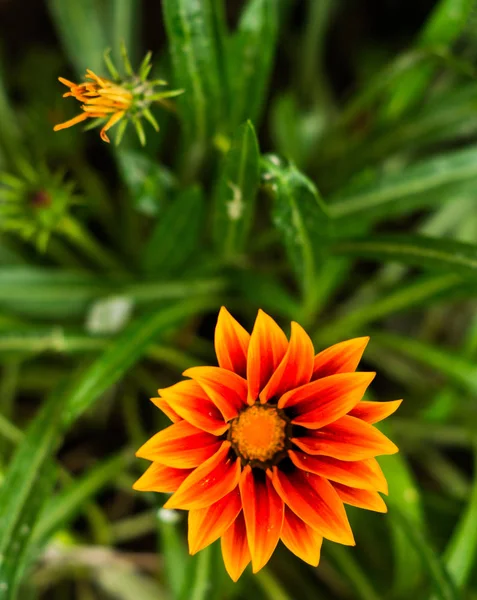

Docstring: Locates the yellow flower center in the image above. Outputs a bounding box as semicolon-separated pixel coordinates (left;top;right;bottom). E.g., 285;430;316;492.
230;404;288;465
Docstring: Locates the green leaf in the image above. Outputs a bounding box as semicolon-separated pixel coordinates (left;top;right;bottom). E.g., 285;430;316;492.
383;0;474;119
228;0;278;128
157;509;188;599
262;156;331;300
143;186;205;275
117;150;176;216
0;384;64;599
388;502;462;600
106;0;140;67
212;122;260;260
47;0;108;75
330;145;477;224
33;451;129;545
162;0;227;142
439;447;477;592
371;331;477;395
332;235;477;281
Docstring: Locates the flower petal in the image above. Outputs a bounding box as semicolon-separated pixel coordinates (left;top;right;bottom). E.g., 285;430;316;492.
159;380;228;435
135;420;221;468
164;442;241;510
183;366;247;420
312;337;369;379
247;309;288;404
281;507;323;566
289;451;388;494
188;488;242;554
215;307;250;377
279;372;375;429
221;512;251;582
260;322;314;403
150;397;181;423
293;415;399;461
133;462;193;492
333;482;387;513
270;466;354;545
349;400;402;424
239;466;284;573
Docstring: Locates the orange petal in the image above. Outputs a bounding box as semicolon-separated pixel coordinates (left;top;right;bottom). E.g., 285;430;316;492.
281;507;323;566
312;337;369;380
221;512;251;582
279;372;375;429
164;442;241;510
289;452;388;494
349;400;402;424
53;112;89;131
270;466;354;545
246;309;288;404
215;307;250;377
159;380;228;435
100;110;125;143
188;488;242;554
293;415;399;461
260;321;314;403
333;482;387;513
239;466;284;573
183;366;247;421
133;462;193;492
150;397;181;423
58;76;77;88
135;420;221;468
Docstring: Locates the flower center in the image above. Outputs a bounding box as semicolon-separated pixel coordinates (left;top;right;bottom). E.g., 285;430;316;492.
229;404;288;465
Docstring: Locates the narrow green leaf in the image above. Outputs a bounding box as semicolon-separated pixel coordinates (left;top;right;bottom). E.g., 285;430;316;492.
383;0;474;119
439;447;477;592
157;509;188;599
263;156;330;300
33;451;129;545
107;0;140;67
47;0;108;75
212;122;260;260
371;331;477;395
117;150;176;216
228;0;278;127
143;186;205;275
162;0;227;142
332;235;477;281
325;545;381;600
388;502;462;600
330;145;477;224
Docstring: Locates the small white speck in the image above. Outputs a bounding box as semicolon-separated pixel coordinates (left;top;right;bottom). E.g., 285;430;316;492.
157;508;181;524
226;182;244;221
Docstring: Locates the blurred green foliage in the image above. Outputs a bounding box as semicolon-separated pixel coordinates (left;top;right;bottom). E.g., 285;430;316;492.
1;1;477;599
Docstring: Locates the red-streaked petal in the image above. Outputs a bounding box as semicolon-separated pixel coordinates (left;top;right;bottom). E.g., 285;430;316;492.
183;366;247;420
270;466;354;545
260;322;314;403
215;307;250;377
333;482;387;513
289;452;388;494
349;400;402;424
239;466;284;573
281;507;323;566
164;442;241;510
221;512;251;582
188;488;242;554
279;372;375;429
133;462;193;492
293;415;399;461
312;337;369;380
135;421;221;468
159;380;228;435
247;309;288;404
151;397;181;423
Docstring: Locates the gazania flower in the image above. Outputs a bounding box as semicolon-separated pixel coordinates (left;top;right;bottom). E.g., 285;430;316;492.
134;308;401;581
54;48;182;145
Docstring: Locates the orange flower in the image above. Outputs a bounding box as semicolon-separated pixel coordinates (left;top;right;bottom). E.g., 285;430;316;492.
53;70;132;143
134;308;401;581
